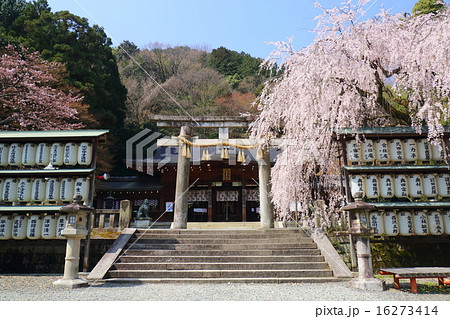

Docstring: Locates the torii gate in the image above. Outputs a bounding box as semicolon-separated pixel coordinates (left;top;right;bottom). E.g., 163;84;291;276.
150;115;275;229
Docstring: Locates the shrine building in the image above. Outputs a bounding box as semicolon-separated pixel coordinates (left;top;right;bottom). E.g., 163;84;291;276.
95;116;279;226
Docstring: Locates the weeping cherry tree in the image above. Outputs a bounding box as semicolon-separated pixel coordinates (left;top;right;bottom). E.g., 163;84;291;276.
250;0;450;228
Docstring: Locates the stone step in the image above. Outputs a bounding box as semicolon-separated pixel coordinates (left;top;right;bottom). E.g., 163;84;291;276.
98;228;341;284
134;229;305;236
117;255;325;263
132;233;309;239
186;222;262;229
111;262;329;271
128;237;314;245
124;248;322;256
106;269;334;278
102;277;347;284
126;242;318;250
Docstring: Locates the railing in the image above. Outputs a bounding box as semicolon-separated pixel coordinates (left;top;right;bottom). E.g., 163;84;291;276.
90;200;132;232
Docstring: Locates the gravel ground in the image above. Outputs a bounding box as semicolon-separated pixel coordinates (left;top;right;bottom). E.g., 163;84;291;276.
1;274;449;301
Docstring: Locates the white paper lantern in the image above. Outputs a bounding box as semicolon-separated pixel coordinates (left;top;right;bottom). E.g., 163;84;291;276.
379;175;394;199
413;211;429;235
383;212;399;236
56;215;67;238
369;211;385;235
74;177;90;202
423;174;438;198
35;143;51;166
427;211;444;235
17;178;32;202
50;143;64;166
0;144;10;166
350;175;365;198
408;174;424;198
60;178;75;202
12;215;28;240
375;139;390;163
0;215;13;240
22;143;37;166
431;140;445;162
8;143;23;166
389;139;404;162
403;139;418;163
394;175;409;198
362;139;375;163
437;174;450;197
417;139;432;162
346;140;361;164
365;175;380;199
3;178;18;202
398;211;414;236
63;143;78;166
443;211;450;235
31;178;46;203
45;178;60;203
78;142;93;166
27;215;43;239
41;215;57;239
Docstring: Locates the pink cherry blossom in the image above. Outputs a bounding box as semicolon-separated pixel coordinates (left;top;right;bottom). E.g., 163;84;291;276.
251;1;450;228
1;45;84;131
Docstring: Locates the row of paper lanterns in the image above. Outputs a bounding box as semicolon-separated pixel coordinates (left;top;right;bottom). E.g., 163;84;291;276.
0;214;67;240
369;210;450;236
350;173;450;199
346;138;445;164
0;177;90;203
0;142;93;167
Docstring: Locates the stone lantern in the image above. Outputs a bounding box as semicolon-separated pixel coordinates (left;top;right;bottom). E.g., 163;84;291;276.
53;195;94;288
341;192;386;291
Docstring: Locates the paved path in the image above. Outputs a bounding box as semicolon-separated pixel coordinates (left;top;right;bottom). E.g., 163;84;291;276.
1;275;449;301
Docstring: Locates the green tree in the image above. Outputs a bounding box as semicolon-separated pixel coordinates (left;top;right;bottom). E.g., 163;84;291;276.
0;0;25;29
3;0;127;129
208;46;242;77
114;40;140;62
208;46;273;91
412;0;446;15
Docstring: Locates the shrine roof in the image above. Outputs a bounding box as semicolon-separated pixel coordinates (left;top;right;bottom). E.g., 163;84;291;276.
333;127;450;139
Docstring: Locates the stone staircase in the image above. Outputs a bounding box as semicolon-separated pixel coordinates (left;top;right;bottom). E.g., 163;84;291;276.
90;228;347;283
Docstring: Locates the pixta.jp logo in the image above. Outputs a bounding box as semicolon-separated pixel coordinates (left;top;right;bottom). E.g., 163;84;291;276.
126;129;163;176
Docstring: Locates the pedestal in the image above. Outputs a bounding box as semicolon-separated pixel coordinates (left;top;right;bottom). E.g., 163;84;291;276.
53;229;88;288
135;218;152;228
348;236;386;291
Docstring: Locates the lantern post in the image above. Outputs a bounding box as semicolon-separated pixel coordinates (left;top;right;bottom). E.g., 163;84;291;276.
341;192;386;291
53;195;93;288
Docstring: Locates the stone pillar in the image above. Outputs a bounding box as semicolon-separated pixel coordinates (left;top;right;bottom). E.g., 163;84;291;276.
258;148;274;228
355;237;374;278
119;199;132;231
172;126;191;229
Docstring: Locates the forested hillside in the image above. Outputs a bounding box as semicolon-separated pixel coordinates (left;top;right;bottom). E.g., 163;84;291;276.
116;42;271;127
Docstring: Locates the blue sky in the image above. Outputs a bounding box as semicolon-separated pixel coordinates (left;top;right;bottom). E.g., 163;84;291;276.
46;0;418;58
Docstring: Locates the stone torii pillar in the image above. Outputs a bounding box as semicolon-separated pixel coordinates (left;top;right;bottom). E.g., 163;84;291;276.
258;147;274;228
149;115;278;228
172;125;191;229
